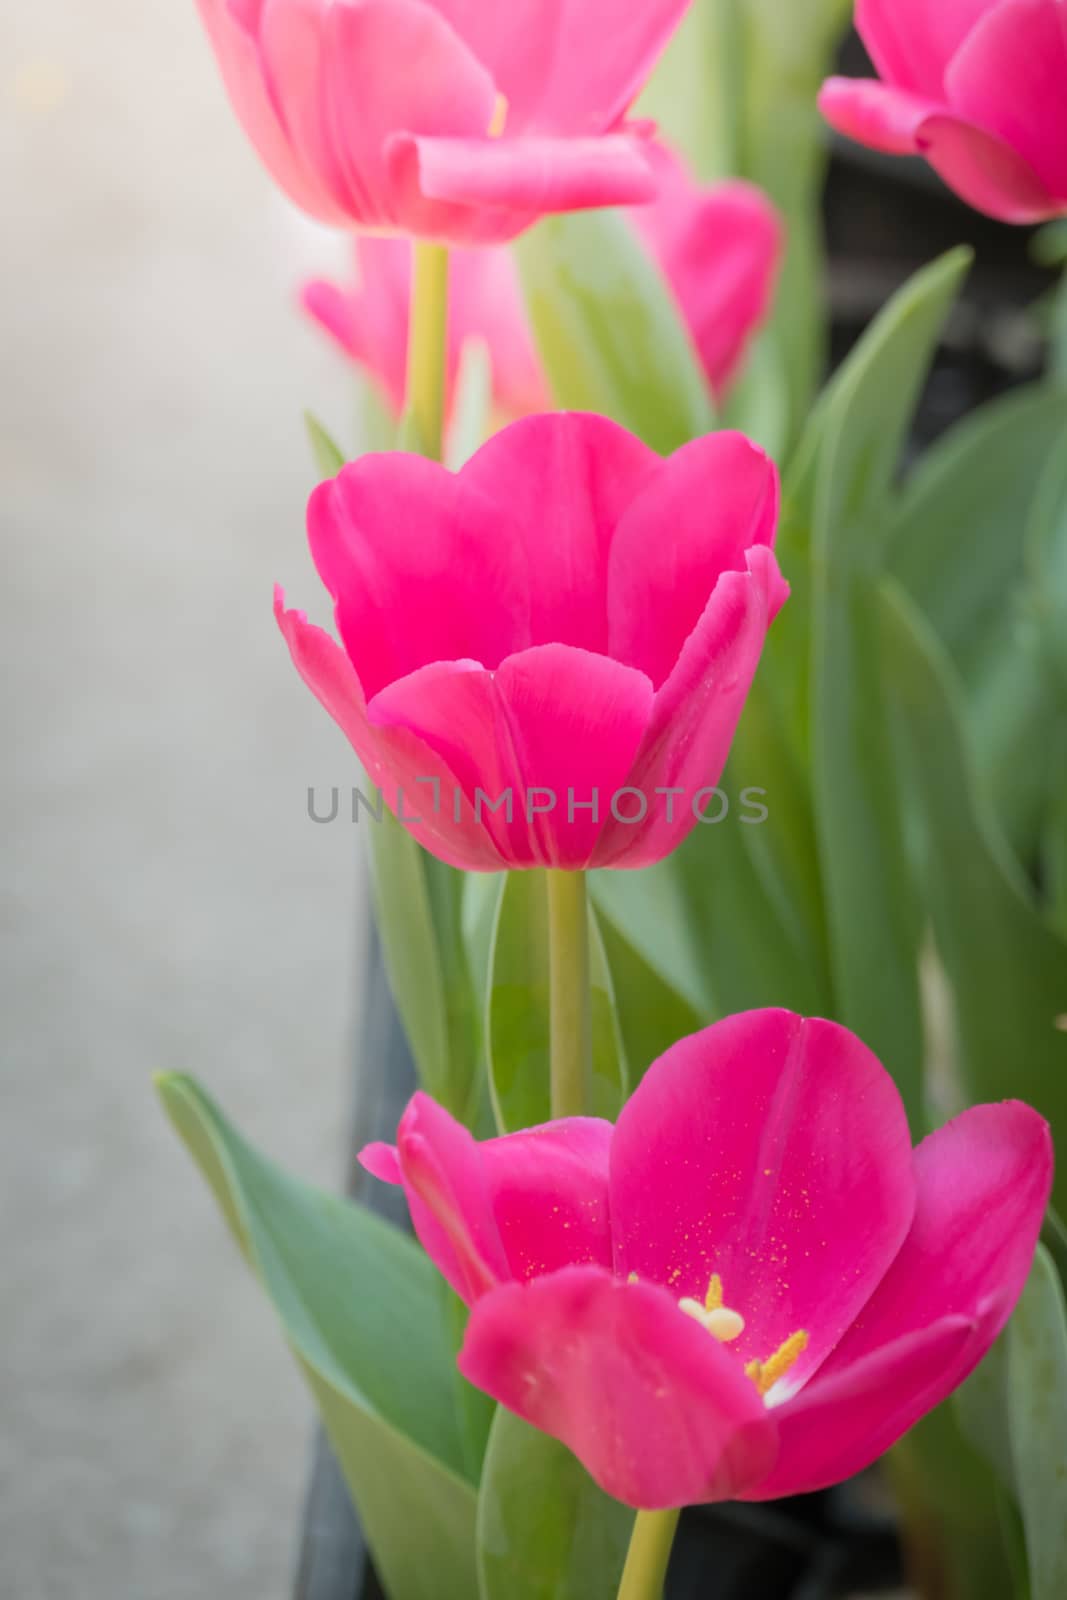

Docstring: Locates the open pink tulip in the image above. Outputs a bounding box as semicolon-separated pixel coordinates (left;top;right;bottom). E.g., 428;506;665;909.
360;1009;1052;1510
302;238;548;424
630;143;784;403
820;0;1067;222
194;0;692;244
301;146;783;418
276;413;787;871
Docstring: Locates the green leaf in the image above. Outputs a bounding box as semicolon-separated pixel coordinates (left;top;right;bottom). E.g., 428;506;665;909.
156;1074;481;1600
807;250;972;1126
476;1410;633;1600
516;209;715;454
304;410;347;477
1008;1245;1067;1600
593;907;703;1080
365;811;481;1126
485;872;627;1132
888;385;1067;863
880;580;1067;1209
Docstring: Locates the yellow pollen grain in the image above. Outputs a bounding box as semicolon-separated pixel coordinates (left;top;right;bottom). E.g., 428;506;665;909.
627;1271;639;1284
488;92;509;138
745;1330;809;1397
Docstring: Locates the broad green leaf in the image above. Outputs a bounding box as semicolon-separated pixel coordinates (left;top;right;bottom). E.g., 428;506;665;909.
446;337;493;470
1027;431;1067;707
893;1402;1017;1600
808;250;971;1126
1008;1245;1067;1600
516;209;715;454
485;872;627;1132
594;908;703;1080
953;1336;1016;1500
880;581;1067;1209
889;385;1067;676
365;813;481;1126
888;385;1067;863
304;410;347;477
591;788;832;1031
156;1074;481;1600
476;1410;633;1600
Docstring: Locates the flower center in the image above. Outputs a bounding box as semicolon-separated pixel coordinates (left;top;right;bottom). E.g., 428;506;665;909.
674;1272;809;1399
677;1272;746;1342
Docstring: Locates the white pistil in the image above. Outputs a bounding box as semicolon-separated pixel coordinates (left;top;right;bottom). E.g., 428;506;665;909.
678;1297;746;1343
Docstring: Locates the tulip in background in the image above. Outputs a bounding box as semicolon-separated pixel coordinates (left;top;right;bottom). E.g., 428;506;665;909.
363;1008;1052;1511
302;237;549;428
301;143;783;421
820;0;1067;222
194;0;694;243
276;412;787;871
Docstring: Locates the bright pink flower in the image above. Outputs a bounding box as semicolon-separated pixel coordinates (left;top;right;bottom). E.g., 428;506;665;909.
194;0;692;245
361;1009;1052;1510
819;0;1067;222
629;143;784;403
276;413;787;871
302;238;548;422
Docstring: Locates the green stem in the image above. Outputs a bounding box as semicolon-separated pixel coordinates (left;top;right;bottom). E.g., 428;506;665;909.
616;1509;681;1600
545;869;591;1119
405;240;450;460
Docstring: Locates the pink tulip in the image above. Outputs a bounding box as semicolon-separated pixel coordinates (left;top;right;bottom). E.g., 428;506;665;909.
276;412;787;871
819;0;1067;222
360;1009;1052;1509
194;0;692;244
300;147;783;418
630;143;784;403
302;238;549;423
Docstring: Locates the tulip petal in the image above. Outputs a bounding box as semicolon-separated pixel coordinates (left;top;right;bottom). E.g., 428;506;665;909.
805;1102;1052;1376
368;646;655;868
275;592;506;871
917;113;1061;222
195;0;349;220
359;1102;615;1299
494;644;655;867
595;546;786;867
425;0;691;135
609;1011;917;1390
459;1266;778;1509
631;152;784;400
302;237;413;413
314;0;500;234
388;130;657;223
817;77;942;156
367;662;528;864
942;0;1067;203
607;432;780;688
856;0;992;96
308;456;530;700
458;413;660;654
743;1316;976;1500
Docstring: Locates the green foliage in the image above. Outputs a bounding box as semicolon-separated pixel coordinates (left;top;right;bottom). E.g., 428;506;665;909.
517;209;715;454
476;1411;633;1600
156;1075;485;1600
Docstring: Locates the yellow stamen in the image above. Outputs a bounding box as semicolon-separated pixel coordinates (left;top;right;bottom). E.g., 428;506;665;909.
745;1330;809;1397
678;1276;745;1344
488;93;509;139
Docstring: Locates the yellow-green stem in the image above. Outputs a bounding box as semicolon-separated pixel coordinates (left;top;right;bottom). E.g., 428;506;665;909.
546;869;591;1119
405;241;450;460
616;1509;681;1600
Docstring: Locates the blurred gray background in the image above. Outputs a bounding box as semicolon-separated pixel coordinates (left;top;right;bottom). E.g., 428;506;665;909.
3;4;369;1595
